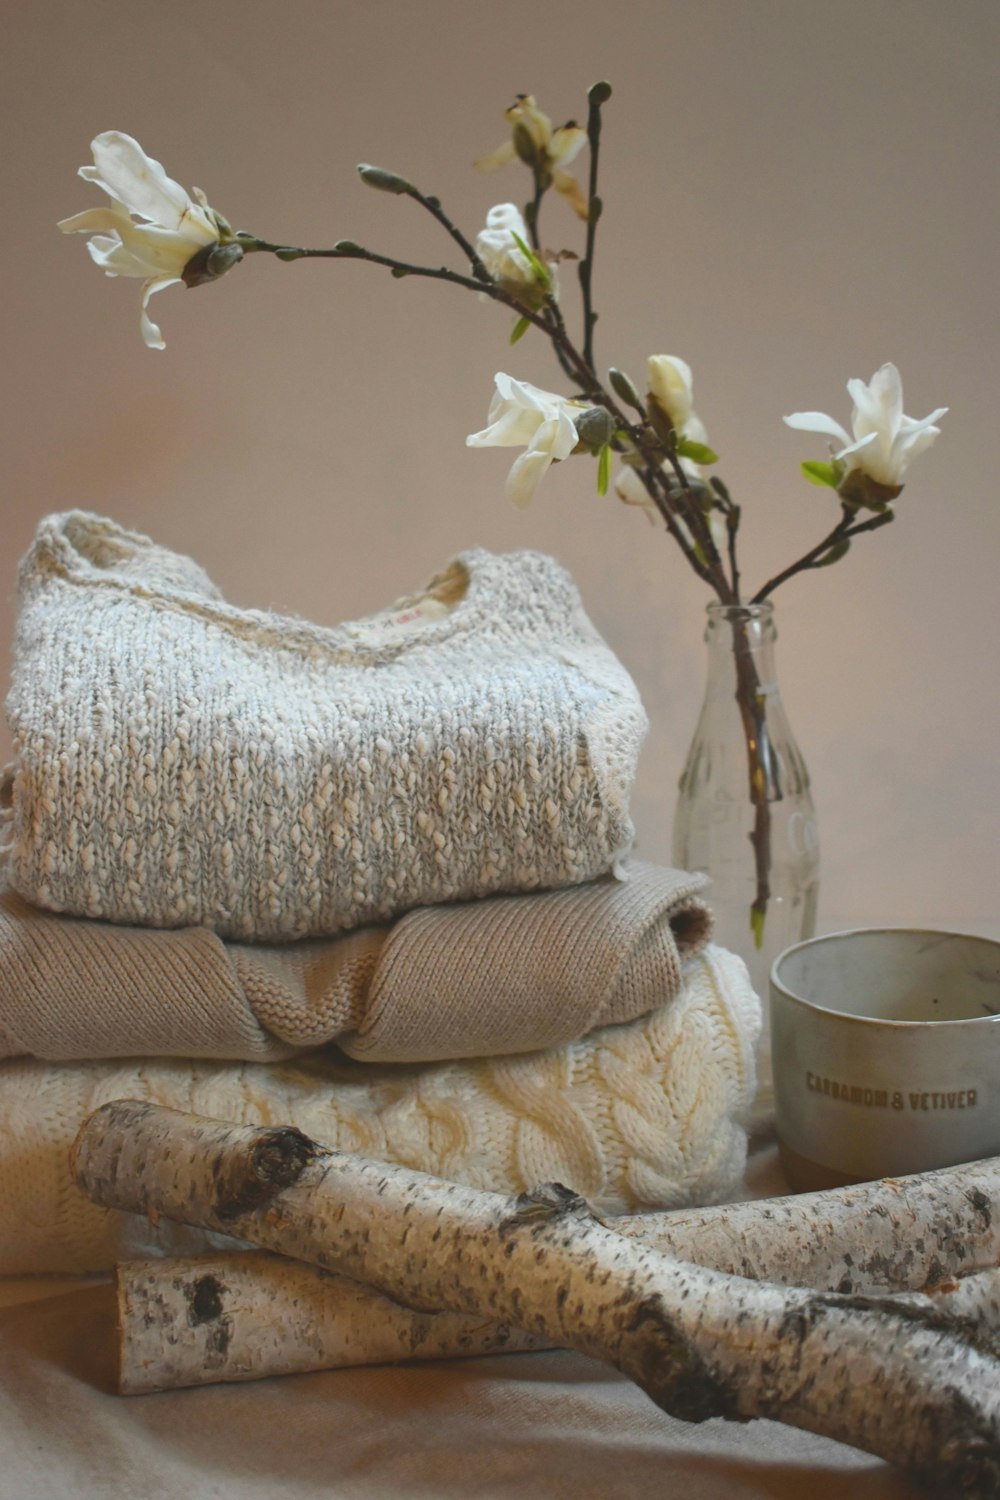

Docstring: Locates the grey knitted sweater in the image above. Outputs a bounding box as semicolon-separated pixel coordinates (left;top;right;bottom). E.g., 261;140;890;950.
2;512;648;940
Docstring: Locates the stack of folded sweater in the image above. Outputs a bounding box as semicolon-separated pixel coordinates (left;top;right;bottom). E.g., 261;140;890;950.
0;512;760;1275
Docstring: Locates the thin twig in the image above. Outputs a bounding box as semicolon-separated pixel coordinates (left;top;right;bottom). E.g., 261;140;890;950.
407;187;491;281
524;178;545;250
579;81;609;373
751;507;895;603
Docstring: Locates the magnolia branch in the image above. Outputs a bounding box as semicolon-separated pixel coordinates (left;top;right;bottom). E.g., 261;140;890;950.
239;140;882;938
114;1154;1000;1393
71;1103;1000;1495
751;505;896;604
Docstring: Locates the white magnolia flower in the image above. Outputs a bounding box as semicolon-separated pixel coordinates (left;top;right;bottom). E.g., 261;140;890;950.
476;203;556;301
646;354;709;445
784;363;947;490
59;132;234;349
466;373;585;507
475;95;588;219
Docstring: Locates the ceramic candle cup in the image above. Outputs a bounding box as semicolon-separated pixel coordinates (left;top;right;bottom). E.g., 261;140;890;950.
770;929;1000;1192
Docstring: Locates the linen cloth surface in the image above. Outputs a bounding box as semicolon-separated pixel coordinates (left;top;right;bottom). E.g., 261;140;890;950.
0;943;759;1274
0;1287;925;1500
1;511;648;940
0;859;710;1064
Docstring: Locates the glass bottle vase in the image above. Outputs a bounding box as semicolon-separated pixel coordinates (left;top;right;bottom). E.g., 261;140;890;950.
672;601;819;1104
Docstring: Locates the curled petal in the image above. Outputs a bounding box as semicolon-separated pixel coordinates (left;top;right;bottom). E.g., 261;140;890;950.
139;276;181;350
549;125;587;168
834;431;880;463
505;448;554;508
553;169;589;220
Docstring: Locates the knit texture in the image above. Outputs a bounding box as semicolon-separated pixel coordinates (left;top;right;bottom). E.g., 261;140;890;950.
0;944;759;1274
0;861;710;1064
1;512;648;940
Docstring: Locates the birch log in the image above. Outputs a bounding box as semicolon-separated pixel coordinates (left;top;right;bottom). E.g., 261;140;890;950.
115;1251;1000;1396
72;1102;1000;1496
115;1252;542;1393
115;1152;1000;1394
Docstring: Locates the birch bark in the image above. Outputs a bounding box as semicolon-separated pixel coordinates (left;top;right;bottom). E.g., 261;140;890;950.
72;1101;1000;1496
115;1250;1000;1396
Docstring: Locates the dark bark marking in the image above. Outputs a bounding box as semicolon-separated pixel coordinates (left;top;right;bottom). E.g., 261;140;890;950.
212;1126;318;1220
969;1189;993;1230
623;1294;737;1424
186;1274;224;1325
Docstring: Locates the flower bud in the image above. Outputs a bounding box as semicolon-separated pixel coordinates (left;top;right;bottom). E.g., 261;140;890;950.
357;164;415;195
574;405;616;454
181;241;244;288
512;122;541;170
608;367;643;413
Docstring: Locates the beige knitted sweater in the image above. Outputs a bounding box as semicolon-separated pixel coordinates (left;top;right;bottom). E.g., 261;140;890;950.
1;513;647;940
0;943;759;1275
0;861;710;1063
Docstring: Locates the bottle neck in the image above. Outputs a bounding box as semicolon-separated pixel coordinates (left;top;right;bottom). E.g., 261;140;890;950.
703;603;778;683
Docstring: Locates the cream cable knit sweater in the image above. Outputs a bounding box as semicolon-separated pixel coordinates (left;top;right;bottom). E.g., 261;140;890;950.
0;945;759;1275
1;513;647;940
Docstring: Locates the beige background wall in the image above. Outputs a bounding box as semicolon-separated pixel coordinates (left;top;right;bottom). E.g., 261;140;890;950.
2;0;997;926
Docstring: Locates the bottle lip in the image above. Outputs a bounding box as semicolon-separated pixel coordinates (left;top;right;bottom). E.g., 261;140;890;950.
705;600;774;619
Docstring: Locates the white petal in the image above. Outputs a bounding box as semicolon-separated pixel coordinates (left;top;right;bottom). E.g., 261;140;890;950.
139;276;180;350
783;410;852;446
895;423;942;471
505;449;552;507
901;407;949;435
547;407;581;462
120;220;208;275
58;205;131;235
848;364;902;441
483;202;528;236
647;354;694;430
86;233;147;277
615;466;659;522
466;406;541;448
84;133;190;227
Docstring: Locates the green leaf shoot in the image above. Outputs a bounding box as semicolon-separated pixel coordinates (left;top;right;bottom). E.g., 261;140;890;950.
750;906;766;950
677;437;719;466
800;460;840;489
597;443;611;495
509;315;531;345
510;231;551;288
